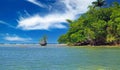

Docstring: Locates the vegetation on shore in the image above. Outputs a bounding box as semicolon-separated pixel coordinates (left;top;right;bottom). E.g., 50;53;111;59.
58;0;120;46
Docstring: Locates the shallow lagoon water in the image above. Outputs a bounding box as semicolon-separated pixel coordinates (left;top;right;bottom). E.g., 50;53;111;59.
0;45;120;70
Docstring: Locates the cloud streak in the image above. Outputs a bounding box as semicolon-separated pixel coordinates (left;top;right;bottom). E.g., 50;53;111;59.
17;0;96;30
0;20;16;29
27;0;46;8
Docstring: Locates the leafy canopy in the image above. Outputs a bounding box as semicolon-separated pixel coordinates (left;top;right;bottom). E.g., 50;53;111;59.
58;1;120;46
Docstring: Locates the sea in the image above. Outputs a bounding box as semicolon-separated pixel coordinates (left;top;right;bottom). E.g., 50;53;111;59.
0;44;120;70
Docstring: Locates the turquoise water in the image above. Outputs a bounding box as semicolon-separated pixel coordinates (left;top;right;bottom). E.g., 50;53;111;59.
0;46;120;70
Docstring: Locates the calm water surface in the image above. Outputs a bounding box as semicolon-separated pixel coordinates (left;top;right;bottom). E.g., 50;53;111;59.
0;46;120;70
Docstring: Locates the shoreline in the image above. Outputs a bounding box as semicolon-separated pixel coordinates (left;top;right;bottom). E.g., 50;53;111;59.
69;45;120;48
0;44;120;48
0;44;67;47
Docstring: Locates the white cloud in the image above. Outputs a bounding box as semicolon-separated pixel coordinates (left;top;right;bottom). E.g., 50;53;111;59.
17;0;96;30
17;14;67;30
4;35;32;41
27;0;46;8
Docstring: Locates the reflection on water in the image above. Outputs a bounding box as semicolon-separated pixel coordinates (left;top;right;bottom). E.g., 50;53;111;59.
0;46;120;70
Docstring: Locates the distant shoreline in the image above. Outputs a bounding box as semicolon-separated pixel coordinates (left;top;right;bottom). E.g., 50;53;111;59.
0;44;120;48
0;43;67;47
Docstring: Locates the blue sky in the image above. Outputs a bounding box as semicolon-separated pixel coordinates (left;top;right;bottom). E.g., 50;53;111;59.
0;0;119;43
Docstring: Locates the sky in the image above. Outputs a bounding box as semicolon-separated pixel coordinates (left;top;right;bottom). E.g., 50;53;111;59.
0;0;119;44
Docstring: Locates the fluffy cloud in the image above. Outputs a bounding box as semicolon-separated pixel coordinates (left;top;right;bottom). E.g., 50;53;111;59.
4;34;32;41
17;0;96;30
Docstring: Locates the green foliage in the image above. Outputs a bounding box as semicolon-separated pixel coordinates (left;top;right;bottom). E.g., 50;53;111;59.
58;2;120;45
40;35;47;42
58;34;69;44
92;0;105;8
